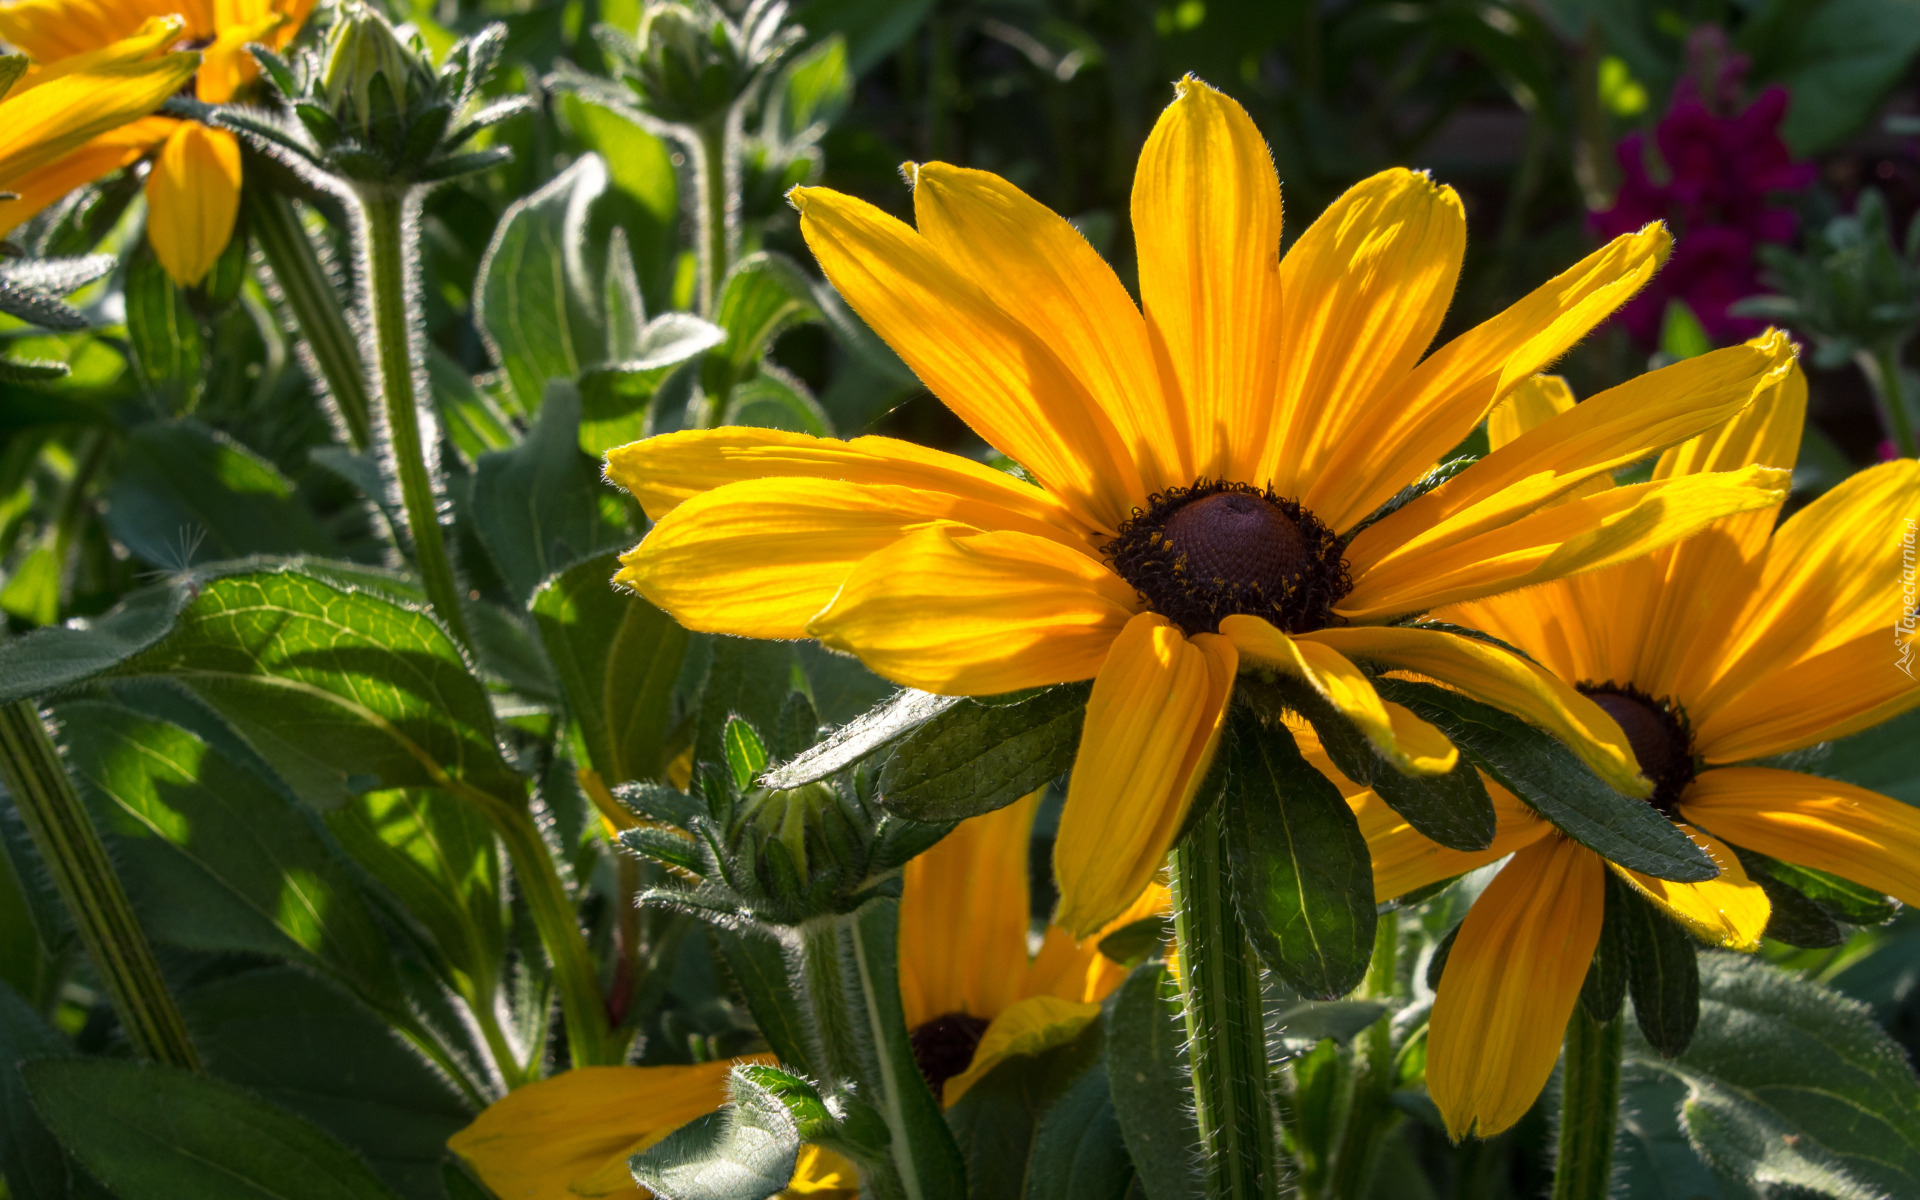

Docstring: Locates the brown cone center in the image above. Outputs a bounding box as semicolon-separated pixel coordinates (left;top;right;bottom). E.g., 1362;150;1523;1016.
908;1012;991;1095
1585;688;1694;814
1162;490;1307;597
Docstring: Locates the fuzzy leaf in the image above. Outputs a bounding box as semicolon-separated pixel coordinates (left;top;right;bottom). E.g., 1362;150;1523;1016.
760;688;960;790
875;684;1090;822
0;583;190;705
1105;964;1201;1200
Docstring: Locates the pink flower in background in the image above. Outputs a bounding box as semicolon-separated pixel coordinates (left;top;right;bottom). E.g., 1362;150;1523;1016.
1593;48;1814;346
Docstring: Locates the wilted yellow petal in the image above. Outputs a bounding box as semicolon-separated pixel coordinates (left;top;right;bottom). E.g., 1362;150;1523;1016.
145;122;241;287
942;994;1103;1107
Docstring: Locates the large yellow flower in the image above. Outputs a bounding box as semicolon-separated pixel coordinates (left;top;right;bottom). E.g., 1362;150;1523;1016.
608;76;1797;937
899;791;1168;1106
1339;362;1920;1140
0;0;314;283
448;793;1153;1197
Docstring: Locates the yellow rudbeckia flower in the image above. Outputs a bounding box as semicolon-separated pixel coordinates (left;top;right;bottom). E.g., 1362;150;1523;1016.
0;0;314;283
1338;360;1920;1140
448;792;1154;1197
0;18;196;192
900;790;1169;1106
608;75;1796;937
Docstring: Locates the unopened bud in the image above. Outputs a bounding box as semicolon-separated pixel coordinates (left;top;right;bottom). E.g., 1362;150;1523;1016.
323;4;432;138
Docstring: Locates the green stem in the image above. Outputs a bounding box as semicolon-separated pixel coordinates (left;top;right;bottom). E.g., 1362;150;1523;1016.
1864;342;1918;460
1327;911;1400;1200
246;187;375;452
489;802;621;1069
797;920;863;1086
1551;1003;1624;1200
356;185;471;650
0;701;199;1069
692;118;731;320
1171;809;1282;1200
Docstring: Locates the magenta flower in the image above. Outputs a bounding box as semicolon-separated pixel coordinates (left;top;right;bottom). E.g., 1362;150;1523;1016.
1594;77;1814;345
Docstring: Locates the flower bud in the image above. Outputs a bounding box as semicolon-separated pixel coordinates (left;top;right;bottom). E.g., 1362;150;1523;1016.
322;4;433;139
608;0;801;126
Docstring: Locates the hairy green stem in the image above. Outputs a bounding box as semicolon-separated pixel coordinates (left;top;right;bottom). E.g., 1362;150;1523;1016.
488;801;621;1069
1863;342;1918;460
1551;1003;1623;1200
357;186;471;650
1171;809;1282;1200
247;188;374;452
692;117;732;321
1327;911;1400;1199
797;921;864;1087
0;702;200;1069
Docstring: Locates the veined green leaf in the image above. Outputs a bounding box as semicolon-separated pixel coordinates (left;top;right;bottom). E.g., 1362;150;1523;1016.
1022;1062;1136;1200
1105;964;1201;1200
0;983;112;1200
25;1058;407;1200
629;1063;801;1200
1375;678;1715;883
0;583;189;705
875;683;1090;823
109;568;523;810
945;1016;1105;1200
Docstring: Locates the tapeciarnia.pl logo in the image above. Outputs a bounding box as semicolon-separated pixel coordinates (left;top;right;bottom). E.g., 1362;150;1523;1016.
1900;516;1917;679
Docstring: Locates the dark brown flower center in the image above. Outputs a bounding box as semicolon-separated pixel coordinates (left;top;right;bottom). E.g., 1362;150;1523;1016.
909;1012;991;1095
1580;683;1696;815
1104;480;1350;636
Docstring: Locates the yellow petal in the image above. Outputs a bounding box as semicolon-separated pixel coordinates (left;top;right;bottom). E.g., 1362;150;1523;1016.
1436;578;1602;696
1348;331;1796;578
1270;169;1465;502
605;427;1093;541
1339;465;1791;620
195;12;283;102
1;14;188;79
1022;881;1172;1007
1427;837;1605;1140
1680;768;1920;908
618;476;1089;640
1219;614;1456;776
1313;224;1670;533
787;1146;860;1196
1610;824;1769;951
1130;75;1282;482
449;1060;748;1200
1054;614;1236;936
910;162;1186;493
1485;374;1575;450
145;122;241;287
0;47;198;184
942;994;1103;1107
1693;635;1920;765
1350;777;1550;902
1299;624;1649;798
1692;458;1920;751
791;184;1141;530
898;792;1038;1030
810;526;1138;695
1632;358;1807;703
0;115;173;239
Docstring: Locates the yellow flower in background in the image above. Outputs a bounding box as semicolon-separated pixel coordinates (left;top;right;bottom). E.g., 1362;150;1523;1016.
1339;360;1920;1140
899;791;1169;1106
448;1059;859;1200
0;0;314;283
0;19;196;191
610;75;1797;937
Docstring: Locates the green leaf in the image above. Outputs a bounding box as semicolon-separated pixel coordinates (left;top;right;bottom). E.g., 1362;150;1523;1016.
1617;874;1699;1059
56;701;405;1012
1775;0;1920;154
875;684;1090;823
946;1018;1106;1200
761;688;960;789
1104;964;1201;1200
723;371;832;436
703;253;823;398
1728;848;1844;949
1220;711;1375;999
182;968;475;1200
429;348;517;463
104;420;339;568
473;154;613;411
1271;998;1389;1050
469;381;634;602
124;251;204;408
0;983;112;1200
0;582;187;705
1580;875;1630;1023
1376;678;1715;883
531;550;688;784
24;1058;407;1200
559;95;678;303
1629;953;1920;1198
109;568;523;810
710;925;821;1078
732;1063;891;1168
1254;673;1493;851
724;717;769;792
776;35;851;136
1023;1062;1136;1200
696;637;799;774
629;1063;801;1200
